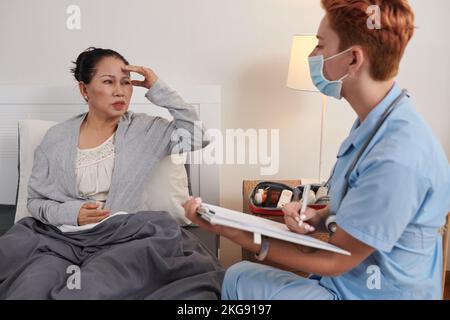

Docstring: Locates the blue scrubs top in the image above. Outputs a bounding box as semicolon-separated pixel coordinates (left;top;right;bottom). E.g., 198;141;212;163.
319;83;450;299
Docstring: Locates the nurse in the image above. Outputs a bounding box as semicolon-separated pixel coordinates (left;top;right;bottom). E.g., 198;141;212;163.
184;0;450;299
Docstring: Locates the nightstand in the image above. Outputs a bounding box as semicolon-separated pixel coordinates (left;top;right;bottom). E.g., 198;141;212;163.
242;179;329;277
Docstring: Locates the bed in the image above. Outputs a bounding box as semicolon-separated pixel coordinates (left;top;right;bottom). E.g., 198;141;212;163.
0;83;223;299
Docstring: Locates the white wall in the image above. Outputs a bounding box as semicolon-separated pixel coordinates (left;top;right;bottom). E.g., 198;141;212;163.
1;0;449;267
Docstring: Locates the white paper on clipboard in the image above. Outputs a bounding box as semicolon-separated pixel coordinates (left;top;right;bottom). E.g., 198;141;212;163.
198;203;351;256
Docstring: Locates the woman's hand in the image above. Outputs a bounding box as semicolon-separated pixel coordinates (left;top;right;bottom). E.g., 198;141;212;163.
77;203;110;226
122;65;159;89
282;201;319;234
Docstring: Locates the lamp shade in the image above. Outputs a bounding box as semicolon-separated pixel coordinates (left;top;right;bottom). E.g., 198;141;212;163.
287;34;318;92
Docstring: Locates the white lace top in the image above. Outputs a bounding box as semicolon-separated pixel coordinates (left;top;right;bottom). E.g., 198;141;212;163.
75;134;115;209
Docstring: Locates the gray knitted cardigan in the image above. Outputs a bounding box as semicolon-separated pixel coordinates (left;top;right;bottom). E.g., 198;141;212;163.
27;79;209;226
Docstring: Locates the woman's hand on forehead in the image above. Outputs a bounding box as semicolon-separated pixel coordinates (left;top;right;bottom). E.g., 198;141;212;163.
122;65;158;89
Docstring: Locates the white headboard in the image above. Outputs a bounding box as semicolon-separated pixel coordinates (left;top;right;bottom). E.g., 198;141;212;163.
0;84;221;206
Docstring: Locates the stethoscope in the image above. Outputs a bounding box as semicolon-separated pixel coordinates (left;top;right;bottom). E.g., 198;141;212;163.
322;89;409;233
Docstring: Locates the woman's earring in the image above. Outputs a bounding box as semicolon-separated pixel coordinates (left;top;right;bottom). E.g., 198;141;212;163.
84;96;88;102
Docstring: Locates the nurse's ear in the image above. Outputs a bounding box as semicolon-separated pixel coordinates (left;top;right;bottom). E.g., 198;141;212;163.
347;46;366;78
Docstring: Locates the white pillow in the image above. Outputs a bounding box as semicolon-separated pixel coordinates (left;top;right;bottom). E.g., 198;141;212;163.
140;154;192;226
15;119;192;225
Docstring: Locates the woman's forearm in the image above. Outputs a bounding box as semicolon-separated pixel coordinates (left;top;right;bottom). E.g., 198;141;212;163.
26;146;84;226
27;198;84;226
145;79;209;152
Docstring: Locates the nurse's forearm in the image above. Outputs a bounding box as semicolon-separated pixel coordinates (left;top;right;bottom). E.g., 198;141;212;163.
223;228;341;277
262;238;343;276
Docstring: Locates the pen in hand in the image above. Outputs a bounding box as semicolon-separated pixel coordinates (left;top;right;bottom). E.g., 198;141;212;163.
298;184;314;232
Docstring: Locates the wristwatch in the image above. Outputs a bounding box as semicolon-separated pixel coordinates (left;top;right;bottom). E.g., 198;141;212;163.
325;215;337;233
254;236;270;261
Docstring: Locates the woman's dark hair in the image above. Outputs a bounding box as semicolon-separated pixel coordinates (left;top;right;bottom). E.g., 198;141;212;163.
70;47;129;84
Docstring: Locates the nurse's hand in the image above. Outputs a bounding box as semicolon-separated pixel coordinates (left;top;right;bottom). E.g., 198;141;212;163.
282;201;318;234
183;197;224;234
77;203;110;226
122;65;159;89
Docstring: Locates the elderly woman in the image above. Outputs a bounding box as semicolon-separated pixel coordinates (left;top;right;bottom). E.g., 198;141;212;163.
0;48;223;300
27;47;208;227
184;0;450;300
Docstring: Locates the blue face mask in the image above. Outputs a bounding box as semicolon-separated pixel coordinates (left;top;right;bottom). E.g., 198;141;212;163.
308;47;352;99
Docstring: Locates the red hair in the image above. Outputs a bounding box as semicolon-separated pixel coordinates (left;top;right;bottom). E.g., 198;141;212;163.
321;0;415;81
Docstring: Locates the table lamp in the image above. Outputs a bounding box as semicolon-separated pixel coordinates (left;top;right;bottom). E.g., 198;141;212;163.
287;34;327;183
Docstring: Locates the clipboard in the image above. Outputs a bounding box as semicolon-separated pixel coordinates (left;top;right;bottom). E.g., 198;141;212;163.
197;203;351;256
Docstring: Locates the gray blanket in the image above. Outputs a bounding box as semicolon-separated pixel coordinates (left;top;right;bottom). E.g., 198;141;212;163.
0;212;224;299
